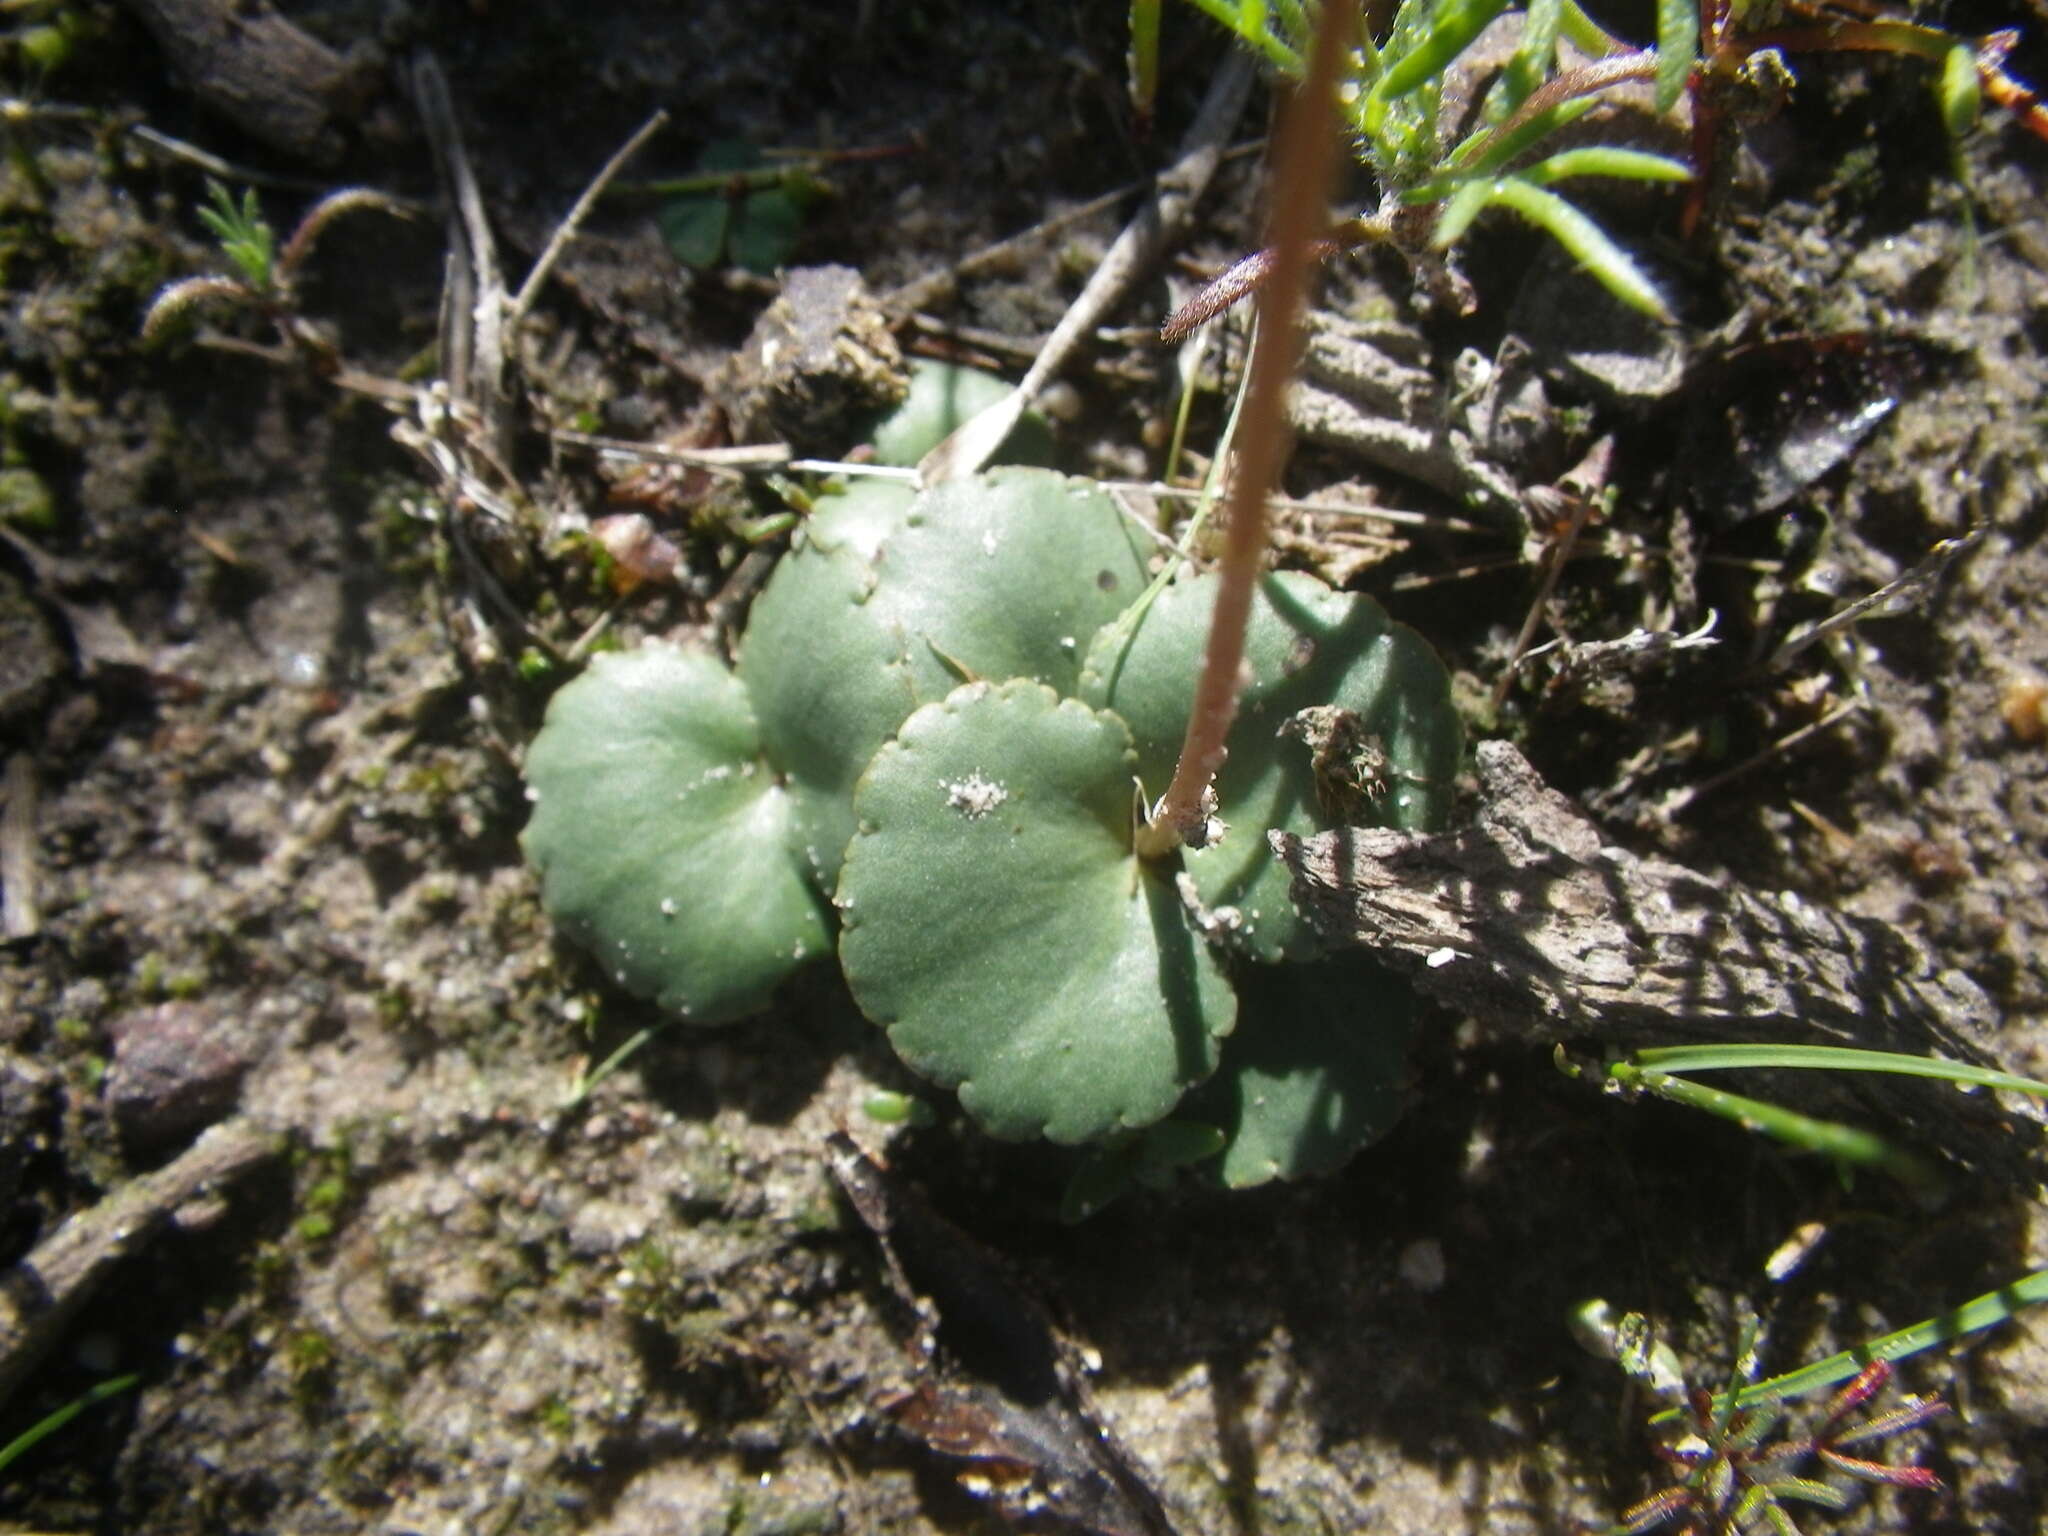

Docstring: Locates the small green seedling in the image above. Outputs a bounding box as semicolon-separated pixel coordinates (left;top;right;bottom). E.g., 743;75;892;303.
142;180;409;351
653;141;823;275
1587;1311;1949;1536
195;179;276;291
1169;0;1694;326
521;366;1462;1193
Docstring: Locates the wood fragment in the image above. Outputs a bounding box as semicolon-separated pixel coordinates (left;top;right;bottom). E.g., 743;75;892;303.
510;110;671;328
1276;742;2037;1172
411;51;509;456
1764;525;1986;675
117;0;375;163
1;753;38;941
1656;699;1862;817
826;1134;1179;1536
0;1117;277;1407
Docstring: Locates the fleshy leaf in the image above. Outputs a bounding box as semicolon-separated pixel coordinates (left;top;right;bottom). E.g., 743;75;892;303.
1082;570;1461;961
657;141;782;272
739;480;922;883
866;360;1053;468
741;467;1149;885
1057;1117;1226;1222
728;183;805;275
837;680;1236;1144
1183;954;1415;1188
521;644;829;1022
658;194;728;270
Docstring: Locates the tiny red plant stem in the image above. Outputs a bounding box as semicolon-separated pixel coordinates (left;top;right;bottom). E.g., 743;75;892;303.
1140;0;1355;855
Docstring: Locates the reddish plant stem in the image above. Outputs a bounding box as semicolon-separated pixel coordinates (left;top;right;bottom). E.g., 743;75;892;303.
1446;50;1661;176
1138;0;1356;857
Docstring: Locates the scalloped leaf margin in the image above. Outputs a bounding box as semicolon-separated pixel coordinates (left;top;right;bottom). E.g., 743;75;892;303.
836;679;1237;1143
521;644;829;1023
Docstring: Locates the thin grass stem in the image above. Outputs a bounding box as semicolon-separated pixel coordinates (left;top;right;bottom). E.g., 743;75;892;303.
1631;1044;2048;1097
1646;1266;2048;1417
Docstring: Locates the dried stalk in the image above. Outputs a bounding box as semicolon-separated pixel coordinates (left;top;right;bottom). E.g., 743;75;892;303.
915;49;1256;486
1135;0;1356;858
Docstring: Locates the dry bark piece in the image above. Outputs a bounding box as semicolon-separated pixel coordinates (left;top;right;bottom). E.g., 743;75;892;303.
116;0;380;163
1276;741;2035;1173
1;753;40;942
826;1134;1179;1536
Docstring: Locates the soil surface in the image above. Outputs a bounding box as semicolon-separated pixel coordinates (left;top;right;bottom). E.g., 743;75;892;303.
2;3;2046;1534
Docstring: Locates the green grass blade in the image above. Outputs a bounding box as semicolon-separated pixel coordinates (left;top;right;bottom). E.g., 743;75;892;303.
1128;0;1162;123
1431;179;1495;246
0;1373;140;1476
1479;176;1669;317
1766;1477;1853;1511
1185;0;1304;73
1376;0;1514;100
1428;95;1599;186
1558;0;1625;53
1630;1044;2048;1098
1502;0;1562;110
567;1022;668;1106
1654;0;1697;113
1612;1064;1941;1189
1522;0;1561;67
1645;1266;2048;1417
1271;0;1312;47
1522;146;1692;185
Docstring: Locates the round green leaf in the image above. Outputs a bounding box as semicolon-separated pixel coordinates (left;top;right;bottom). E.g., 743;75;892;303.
657;197;729;270
866;360;1053;468
740;468;1149;885
876;467;1147;701
803;474;920;561
729;185;804;275
1082;570;1462;961
739;481;922;883
837;680;1236;1144
1183;955;1415;1188
521;644;829;1022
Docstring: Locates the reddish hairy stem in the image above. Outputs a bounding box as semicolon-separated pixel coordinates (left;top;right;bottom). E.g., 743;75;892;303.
1139;0;1355;856
1160;232;1357;343
1447;50;1661;174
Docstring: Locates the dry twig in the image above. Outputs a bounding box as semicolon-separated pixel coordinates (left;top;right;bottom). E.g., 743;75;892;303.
917;50;1256;485
0;1118;278;1406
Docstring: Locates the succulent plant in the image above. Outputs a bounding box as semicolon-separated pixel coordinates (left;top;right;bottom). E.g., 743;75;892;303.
521;366;1463;1193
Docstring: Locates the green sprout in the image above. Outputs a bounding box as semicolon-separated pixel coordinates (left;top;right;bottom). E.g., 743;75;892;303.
645;141;825;276
520;364;1462;1197
194;178;277;292
1586;1312;1951;1536
142;181;409;348
1170;0;1692;323
0;1373;139;1479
